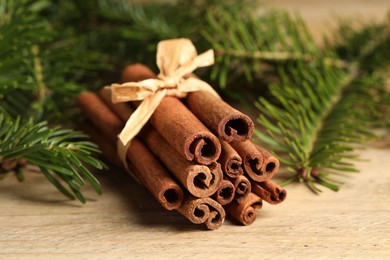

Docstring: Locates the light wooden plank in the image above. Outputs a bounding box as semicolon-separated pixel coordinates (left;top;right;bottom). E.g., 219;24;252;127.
1;1;389;258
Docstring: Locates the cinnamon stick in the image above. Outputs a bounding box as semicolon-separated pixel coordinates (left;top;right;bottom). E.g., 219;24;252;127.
230;140;268;182
121;63;156;83
186;91;254;142
251;180;287;205
224;192;262;226
140;125;223;198
149;96;222;165
121;64;221;165
126;138;184;210
211;177;235;206
177;195;225;230
254;144;280;180
99;87;134;122
77;92;184;210
80;120;186;211
100;88;224;198
77;91;123;141
218;140;244;178
230;175;251;202
79;122;122;167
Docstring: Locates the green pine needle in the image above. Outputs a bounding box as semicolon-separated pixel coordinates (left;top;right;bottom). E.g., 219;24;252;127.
0;0;106;202
202;5;346;88
255;22;389;193
0;114;105;202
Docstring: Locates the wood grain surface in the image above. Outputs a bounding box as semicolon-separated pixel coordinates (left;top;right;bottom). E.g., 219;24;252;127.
1;1;389;259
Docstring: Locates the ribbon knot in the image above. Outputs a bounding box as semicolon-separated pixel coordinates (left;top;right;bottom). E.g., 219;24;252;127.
158;74;176;85
108;38;220;167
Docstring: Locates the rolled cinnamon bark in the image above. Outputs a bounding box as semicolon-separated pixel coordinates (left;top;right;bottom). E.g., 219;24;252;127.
177;195;225;230
127;138;184;210
230;140;268;182
77;92;184;210
218;141;243;178
254;144;280;180
100;89;224;198
78;122;122;167
186;91;254;142
150;96;221;165
77;91;123;141
251;180;287;205
211;178;235;206
230;175;251;202
121;63;156;82
121;64;221;165
99;87;134;122
224;192;262;226
140;125;223;198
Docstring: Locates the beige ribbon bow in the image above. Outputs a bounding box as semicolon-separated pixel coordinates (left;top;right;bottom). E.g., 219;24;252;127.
108;38;220;168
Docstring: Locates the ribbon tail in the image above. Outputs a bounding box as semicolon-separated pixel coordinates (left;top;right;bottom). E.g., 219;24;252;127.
110;79;161;103
193;49;214;67
179;77;220;99
172;49;215;79
116;89;167;172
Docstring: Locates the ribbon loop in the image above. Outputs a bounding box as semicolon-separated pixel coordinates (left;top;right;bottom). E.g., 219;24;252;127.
108;38;219;171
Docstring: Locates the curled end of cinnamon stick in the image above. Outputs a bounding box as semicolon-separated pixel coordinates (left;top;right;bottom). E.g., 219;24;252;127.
187;162;223;198
276;187;287;204
231;175;251;201
126;139;185;211
244;151;266;182
242;202;262;225
127;160;184;211
203;198;226;230
225;156;243;178
231;140;272;182
159;186;185;210
178;196;225;230
241;207;256;226
255;144;280;180
186;132;221;165
219;114;254;142
225;192;262;226
186;91;254;143
262;156;280;179
212;178;235;206
218;141;243;178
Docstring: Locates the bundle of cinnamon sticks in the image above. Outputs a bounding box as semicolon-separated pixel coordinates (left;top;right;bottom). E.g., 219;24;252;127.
77;64;286;230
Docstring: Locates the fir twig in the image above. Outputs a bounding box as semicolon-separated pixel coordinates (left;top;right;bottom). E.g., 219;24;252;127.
201;5;347;87
0;0;106;202
255;21;390;192
0;114;105;203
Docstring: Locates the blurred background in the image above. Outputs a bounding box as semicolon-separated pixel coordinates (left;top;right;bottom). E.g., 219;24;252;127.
268;0;389;42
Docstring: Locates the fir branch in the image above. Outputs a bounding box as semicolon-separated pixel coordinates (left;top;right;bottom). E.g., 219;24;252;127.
0;0;49;117
0;0;106;202
202;5;346;87
255;22;390;193
55;0;207;69
49;0;250;70
0;114;105;203
0;0;108;120
333;12;390;73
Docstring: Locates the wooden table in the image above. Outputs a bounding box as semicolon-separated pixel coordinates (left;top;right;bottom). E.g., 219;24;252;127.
1;1;389;259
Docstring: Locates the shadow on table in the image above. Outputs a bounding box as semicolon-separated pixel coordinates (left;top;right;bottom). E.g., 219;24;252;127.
95;163;218;232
